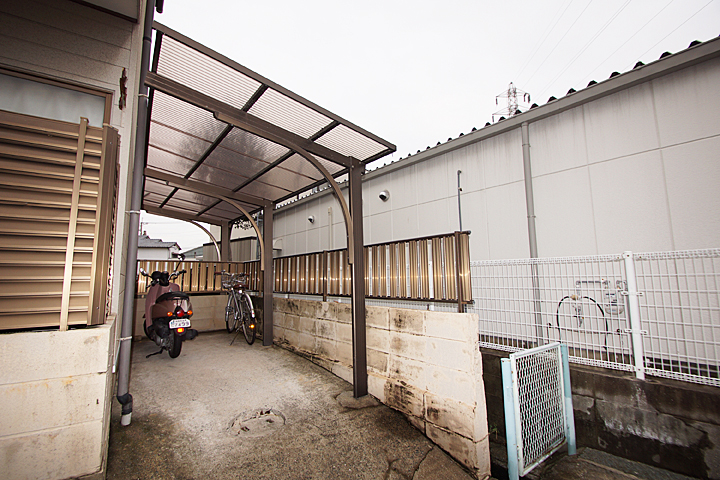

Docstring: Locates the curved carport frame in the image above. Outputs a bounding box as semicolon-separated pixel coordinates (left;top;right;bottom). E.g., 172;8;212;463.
117;10;395;425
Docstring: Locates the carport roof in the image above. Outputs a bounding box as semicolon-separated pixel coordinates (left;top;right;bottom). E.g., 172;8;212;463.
143;22;395;226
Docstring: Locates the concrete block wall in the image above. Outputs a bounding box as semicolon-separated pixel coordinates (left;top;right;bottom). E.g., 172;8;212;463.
273;297;491;479
0;318;118;480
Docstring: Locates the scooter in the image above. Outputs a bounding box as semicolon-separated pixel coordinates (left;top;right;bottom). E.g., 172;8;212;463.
139;265;198;358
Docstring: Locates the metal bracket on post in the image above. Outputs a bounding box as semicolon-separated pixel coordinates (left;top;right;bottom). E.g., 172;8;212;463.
622;251;646;380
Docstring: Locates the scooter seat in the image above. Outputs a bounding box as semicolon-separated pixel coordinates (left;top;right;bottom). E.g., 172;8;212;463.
156;291;190;303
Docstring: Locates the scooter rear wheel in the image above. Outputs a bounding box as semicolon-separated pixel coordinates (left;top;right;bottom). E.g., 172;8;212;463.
168;330;183;358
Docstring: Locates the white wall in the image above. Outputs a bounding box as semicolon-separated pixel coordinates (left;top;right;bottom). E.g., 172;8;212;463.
273;47;720;261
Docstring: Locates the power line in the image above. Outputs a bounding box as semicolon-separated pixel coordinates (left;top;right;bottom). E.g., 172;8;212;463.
572;0;676;88
536;0;632;100
524;0;597;87
515;0;575;83
622;0;715;71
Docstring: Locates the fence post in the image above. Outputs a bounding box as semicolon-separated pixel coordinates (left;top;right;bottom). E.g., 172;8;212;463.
501;358;520;480
622;251;646;380
454;232;464;313
560;344;577;455
322;250;328;302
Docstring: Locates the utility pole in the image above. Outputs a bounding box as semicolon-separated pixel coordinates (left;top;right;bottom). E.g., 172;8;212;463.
492;82;531;122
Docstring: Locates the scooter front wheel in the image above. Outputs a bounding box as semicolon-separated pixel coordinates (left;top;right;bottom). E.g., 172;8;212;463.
168;330;183;358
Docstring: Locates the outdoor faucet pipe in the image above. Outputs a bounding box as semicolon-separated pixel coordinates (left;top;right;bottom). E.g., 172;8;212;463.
117;0;157;427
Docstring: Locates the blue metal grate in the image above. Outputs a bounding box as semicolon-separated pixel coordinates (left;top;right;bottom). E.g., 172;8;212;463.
502;342;576;479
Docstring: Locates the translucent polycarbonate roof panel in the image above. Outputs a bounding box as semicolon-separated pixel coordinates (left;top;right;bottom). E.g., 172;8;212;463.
190;164;249;191
144;177;176;197
144;23;396;225
171;189;219;208
280;154;325;181
163;198;205;215
152;90;228;142
203;204;253;222
146;146;198;174
143;193;167;207
316;155;345;176
200;145;270;180
239;180;292;201
255;164;318;194
315;123;388;161
148;122;211;164
219;128;290;163
156;35;261;111
247;88;332;140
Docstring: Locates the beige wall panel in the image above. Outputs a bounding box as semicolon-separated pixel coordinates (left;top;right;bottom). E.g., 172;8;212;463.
390;205;420;241
460;189;490;260
417;198;454;239
653;57;720;147
415;152;451;203
528;105;588;177
663;136;720;250
485;181;530;260
534;167;599;257
589;150;673;253
0;0;133;46
481;129;524;189
583;83;659;165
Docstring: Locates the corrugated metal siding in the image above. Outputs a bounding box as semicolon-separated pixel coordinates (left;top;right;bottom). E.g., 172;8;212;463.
0;110;117;330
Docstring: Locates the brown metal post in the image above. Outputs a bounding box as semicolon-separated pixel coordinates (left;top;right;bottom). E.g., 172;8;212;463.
221;220;230;262
263;203;274;346
454;232;464;313
349;160;367;397
322;250;328;302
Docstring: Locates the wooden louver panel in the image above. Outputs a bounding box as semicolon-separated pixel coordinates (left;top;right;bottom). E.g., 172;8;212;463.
0;110;118;330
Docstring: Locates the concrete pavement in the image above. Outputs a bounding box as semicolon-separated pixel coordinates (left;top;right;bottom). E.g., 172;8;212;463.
106;331;475;480
105;330;700;480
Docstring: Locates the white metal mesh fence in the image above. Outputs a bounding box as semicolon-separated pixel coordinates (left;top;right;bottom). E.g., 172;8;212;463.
471;249;720;386
470;254;634;372
634;250;720;385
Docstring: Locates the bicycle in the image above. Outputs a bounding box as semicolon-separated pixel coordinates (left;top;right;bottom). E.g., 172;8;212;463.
216;271;257;345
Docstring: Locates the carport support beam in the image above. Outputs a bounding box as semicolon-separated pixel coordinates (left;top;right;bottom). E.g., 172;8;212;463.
221;220;230;262
263;203;274;346
349;161;367;398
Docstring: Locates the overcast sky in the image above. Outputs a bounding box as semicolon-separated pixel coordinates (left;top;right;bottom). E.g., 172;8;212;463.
141;0;720;250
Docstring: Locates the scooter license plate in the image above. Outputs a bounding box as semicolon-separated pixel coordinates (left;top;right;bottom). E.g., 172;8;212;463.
169;319;191;329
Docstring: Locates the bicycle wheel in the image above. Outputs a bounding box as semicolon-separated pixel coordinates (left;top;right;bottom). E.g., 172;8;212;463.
556;296;607;354
240;293;256;345
225;294;237;333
